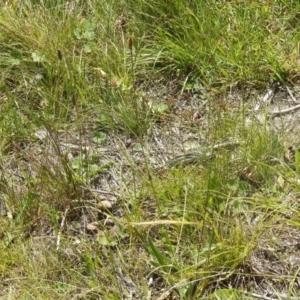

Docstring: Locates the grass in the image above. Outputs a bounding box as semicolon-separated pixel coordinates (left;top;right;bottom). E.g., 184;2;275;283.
1;0;300;299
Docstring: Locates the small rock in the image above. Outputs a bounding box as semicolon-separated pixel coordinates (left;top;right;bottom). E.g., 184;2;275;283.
97;200;113;211
86;222;99;233
104;218;115;227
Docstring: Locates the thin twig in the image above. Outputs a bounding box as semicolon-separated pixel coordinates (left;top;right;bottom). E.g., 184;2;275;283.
56;207;68;251
243;291;277;300
269;104;300;118
286;85;298;104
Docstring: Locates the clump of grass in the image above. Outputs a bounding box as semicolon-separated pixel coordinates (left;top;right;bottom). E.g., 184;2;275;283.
134;0;300;86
